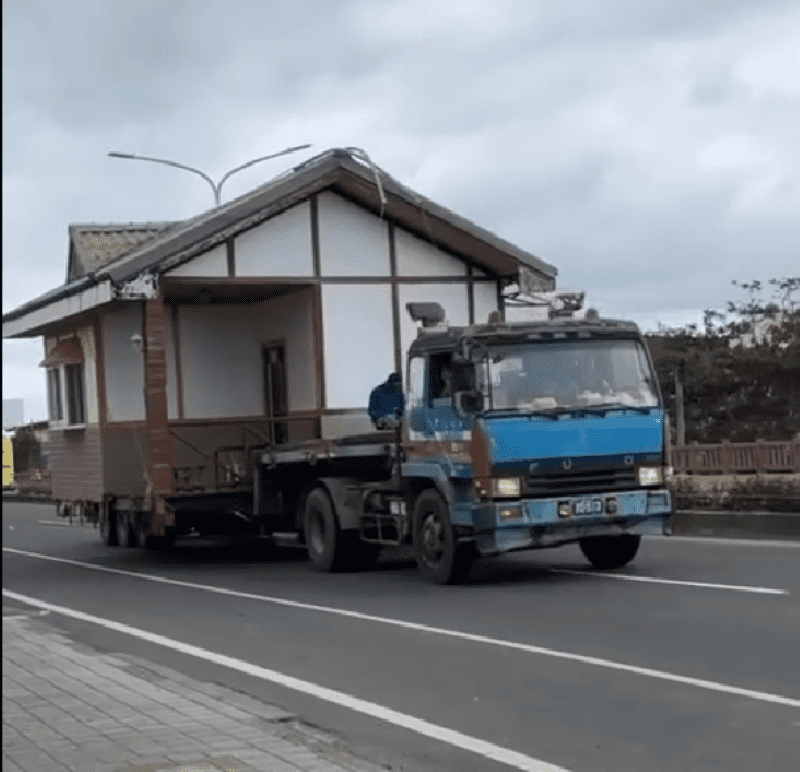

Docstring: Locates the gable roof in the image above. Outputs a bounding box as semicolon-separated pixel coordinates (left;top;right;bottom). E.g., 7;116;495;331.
4;148;558;334
67;223;176;282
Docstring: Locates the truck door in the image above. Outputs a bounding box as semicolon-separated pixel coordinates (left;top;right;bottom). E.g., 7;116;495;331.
409;353;473;439
263;343;287;444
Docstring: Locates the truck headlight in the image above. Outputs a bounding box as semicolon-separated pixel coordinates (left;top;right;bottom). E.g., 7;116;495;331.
491;477;521;497
638;466;663;487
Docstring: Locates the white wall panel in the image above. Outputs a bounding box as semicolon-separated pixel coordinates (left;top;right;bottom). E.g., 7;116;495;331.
473;281;499;325
321;284;395;409
103;305;145;422
178;289;316;419
395;227;466;277
236;201;313;277
318;192;390;276
165;244;228;277
76;327;99;424
397;283;469;373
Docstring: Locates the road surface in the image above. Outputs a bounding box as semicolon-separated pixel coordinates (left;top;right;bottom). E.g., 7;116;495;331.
3;500;799;771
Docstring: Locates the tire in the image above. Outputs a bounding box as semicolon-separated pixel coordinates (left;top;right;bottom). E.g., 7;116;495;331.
115;509;134;548
579;534;641;570
304;487;352;572
99;509;118;547
412;489;473;584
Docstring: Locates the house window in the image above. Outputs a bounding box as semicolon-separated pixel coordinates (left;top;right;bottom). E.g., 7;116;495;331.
47;369;63;422
41;337;86;428
65;364;85;425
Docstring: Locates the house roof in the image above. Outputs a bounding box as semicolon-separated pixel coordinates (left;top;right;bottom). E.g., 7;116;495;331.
3;148;558;333
67;223;175;282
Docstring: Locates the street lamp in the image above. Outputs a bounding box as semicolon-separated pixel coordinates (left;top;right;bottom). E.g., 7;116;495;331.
108;144;312;206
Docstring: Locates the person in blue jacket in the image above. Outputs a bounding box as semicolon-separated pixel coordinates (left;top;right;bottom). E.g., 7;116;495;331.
369;372;404;428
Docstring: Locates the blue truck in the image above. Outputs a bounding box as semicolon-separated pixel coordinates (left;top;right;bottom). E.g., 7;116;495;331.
257;300;673;583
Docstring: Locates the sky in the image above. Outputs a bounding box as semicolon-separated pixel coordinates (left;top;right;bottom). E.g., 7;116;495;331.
3;0;799;422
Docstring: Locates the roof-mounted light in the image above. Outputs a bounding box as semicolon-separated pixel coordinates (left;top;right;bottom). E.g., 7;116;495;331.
406;302;446;327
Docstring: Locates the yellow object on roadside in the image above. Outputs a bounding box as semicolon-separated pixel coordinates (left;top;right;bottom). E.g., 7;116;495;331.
3;436;14;488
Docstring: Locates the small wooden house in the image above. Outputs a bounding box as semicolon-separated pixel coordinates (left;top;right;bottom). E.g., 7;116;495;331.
3;148;557;533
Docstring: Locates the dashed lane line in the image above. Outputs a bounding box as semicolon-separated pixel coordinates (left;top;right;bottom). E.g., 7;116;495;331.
4;547;799;709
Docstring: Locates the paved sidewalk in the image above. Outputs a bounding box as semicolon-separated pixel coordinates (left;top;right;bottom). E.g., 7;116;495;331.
2;607;386;772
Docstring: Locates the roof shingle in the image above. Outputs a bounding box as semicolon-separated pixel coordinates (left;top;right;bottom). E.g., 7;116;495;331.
67;222;176;281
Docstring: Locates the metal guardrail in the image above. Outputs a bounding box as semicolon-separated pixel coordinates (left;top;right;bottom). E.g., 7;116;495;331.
671;440;800;474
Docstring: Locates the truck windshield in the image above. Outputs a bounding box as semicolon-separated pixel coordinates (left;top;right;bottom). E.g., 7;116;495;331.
478;338;659;412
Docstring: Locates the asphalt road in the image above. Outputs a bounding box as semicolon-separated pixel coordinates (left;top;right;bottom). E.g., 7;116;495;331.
3;500;799;772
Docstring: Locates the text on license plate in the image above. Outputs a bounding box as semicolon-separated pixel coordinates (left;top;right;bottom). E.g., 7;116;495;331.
573;498;604;516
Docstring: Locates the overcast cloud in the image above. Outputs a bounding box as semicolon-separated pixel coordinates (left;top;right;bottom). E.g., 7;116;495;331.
3;0;799;421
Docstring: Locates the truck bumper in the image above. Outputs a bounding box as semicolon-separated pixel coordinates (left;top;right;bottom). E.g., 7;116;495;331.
466;488;672;557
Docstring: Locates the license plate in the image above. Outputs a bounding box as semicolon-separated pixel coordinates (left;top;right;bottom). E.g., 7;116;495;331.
573;498;604;516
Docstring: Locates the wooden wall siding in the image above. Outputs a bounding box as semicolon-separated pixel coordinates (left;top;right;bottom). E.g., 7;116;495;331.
235;200;314;277
164;243;228;277
317;191;391;276
144;299;175;500
50;426;102;501
103;426;148;496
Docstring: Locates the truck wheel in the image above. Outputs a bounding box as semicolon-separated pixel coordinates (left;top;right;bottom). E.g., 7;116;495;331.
579;534;641;569
99;509;118;547
304;488;347;572
116;510;134;548
412;489;473;584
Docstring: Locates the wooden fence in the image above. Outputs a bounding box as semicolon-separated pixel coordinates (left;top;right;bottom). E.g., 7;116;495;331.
671;440;800;475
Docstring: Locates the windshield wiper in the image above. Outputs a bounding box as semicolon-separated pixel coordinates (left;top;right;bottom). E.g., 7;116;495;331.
483;407;561;420
580;403;653;415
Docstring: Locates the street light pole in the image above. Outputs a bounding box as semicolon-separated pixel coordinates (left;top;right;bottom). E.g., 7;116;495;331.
108;145;312;206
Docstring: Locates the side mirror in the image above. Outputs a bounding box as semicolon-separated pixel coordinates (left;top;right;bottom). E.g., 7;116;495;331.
455;391;484;414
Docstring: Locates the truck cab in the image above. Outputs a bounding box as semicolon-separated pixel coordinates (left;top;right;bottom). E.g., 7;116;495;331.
398;302;673;582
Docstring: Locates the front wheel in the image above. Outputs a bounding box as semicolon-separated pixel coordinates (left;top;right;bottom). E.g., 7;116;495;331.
579;534;641;569
412;489;473;584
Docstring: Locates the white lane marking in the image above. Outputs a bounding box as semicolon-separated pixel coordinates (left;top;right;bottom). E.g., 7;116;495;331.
4;547;800;709
548;568;789;595
36;520;85;527
660;536;800;549
1;589;570;772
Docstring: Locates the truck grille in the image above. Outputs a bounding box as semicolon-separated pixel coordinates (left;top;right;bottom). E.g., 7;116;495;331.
527;469;638;498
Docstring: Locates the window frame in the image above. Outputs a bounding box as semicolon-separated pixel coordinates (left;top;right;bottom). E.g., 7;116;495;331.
47;364;87;429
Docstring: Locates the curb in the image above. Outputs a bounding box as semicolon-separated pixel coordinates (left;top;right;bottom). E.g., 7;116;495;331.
672;510;800;541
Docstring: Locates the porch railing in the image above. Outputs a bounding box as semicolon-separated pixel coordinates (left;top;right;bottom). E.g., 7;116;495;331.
170;416;320;493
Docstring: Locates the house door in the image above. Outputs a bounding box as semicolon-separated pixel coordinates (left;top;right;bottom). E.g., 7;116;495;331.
263;343;287;444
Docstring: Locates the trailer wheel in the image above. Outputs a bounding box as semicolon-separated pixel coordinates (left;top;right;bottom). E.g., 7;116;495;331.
412;489;473;585
99;509;117;547
115;510;134;548
579;534;641;570
304;488;345;572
